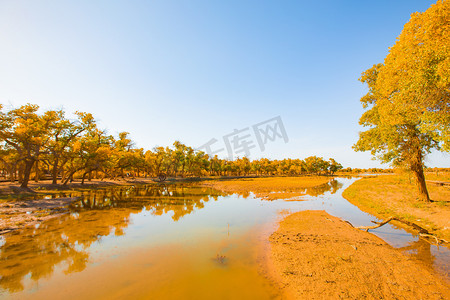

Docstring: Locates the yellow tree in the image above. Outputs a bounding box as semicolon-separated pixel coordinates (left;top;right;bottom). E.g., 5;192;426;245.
62;128;112;185
111;132;135;179
0;145;20;181
0;104;56;188
43;110;95;184
354;0;450;201
328;158;343;175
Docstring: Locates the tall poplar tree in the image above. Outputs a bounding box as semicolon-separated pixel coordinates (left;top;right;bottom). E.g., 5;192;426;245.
354;0;450;201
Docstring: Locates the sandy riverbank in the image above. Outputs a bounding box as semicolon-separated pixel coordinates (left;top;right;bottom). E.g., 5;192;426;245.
268;210;450;299
0;178;159;196
0;197;80;234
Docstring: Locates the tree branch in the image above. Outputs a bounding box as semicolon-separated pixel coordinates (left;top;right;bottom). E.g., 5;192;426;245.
346;216;448;245
355;216;429;234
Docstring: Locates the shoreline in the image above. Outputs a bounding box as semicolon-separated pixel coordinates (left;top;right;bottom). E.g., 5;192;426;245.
267;210;450;299
0;197;80;235
1;175;448;297
342;175;450;241
200;176;333;200
0;175;290;197
0;178;160;234
0;175;332;234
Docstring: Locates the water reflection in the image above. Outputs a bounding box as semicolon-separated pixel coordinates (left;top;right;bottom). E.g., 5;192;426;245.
70;184;229;221
304;179;343;196
0;182;335;294
397;237;449;277
227;179;344;199
0;185;230;293
399;238;434;264
0;179;448;297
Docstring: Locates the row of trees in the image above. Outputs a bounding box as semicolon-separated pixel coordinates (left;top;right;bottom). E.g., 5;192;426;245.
338;167;449;174
0;104;343;188
338;167;394;174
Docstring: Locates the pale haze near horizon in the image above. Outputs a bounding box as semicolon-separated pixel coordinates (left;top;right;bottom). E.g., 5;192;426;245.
0;0;448;168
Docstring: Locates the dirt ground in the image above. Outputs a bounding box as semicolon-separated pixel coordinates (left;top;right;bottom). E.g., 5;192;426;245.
0;197;80;234
269;210;450;299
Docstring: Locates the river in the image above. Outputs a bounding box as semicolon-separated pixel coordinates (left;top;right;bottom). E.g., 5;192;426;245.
0;178;448;299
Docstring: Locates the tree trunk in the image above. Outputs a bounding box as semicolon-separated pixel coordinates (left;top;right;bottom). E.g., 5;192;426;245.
21;159;35;188
63;173;73;185
7;164;16;182
412;166;430;202
9;168;15;182
52;159;59;184
63;170;76;185
18;164;23;184
34;160;39;182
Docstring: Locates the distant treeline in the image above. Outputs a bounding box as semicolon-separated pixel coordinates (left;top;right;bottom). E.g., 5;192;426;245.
338;168;394;174
338;167;450;174
424;167;450;173
0;104;344;188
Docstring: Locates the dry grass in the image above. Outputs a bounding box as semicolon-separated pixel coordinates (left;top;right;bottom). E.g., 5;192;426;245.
342;174;450;240
203;176;331;200
425;171;450;182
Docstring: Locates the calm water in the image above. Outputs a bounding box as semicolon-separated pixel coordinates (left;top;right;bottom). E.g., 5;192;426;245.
0;178;448;299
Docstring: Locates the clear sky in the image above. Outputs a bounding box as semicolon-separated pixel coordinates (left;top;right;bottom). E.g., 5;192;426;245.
1;0;448;168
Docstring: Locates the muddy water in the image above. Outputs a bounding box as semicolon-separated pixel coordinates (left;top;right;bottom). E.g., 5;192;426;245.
0;178;448;299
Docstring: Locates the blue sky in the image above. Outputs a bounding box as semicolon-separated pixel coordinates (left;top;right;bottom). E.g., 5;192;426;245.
1;0;448;168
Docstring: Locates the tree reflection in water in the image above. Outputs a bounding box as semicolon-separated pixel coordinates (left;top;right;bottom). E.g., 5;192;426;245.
0;181;442;294
70;184;230;221
303;179;344;196
226;179;344;199
0;184;229;293
398;236;449;277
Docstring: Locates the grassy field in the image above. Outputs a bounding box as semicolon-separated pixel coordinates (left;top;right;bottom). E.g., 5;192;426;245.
203;176;332;200
342;173;450;240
